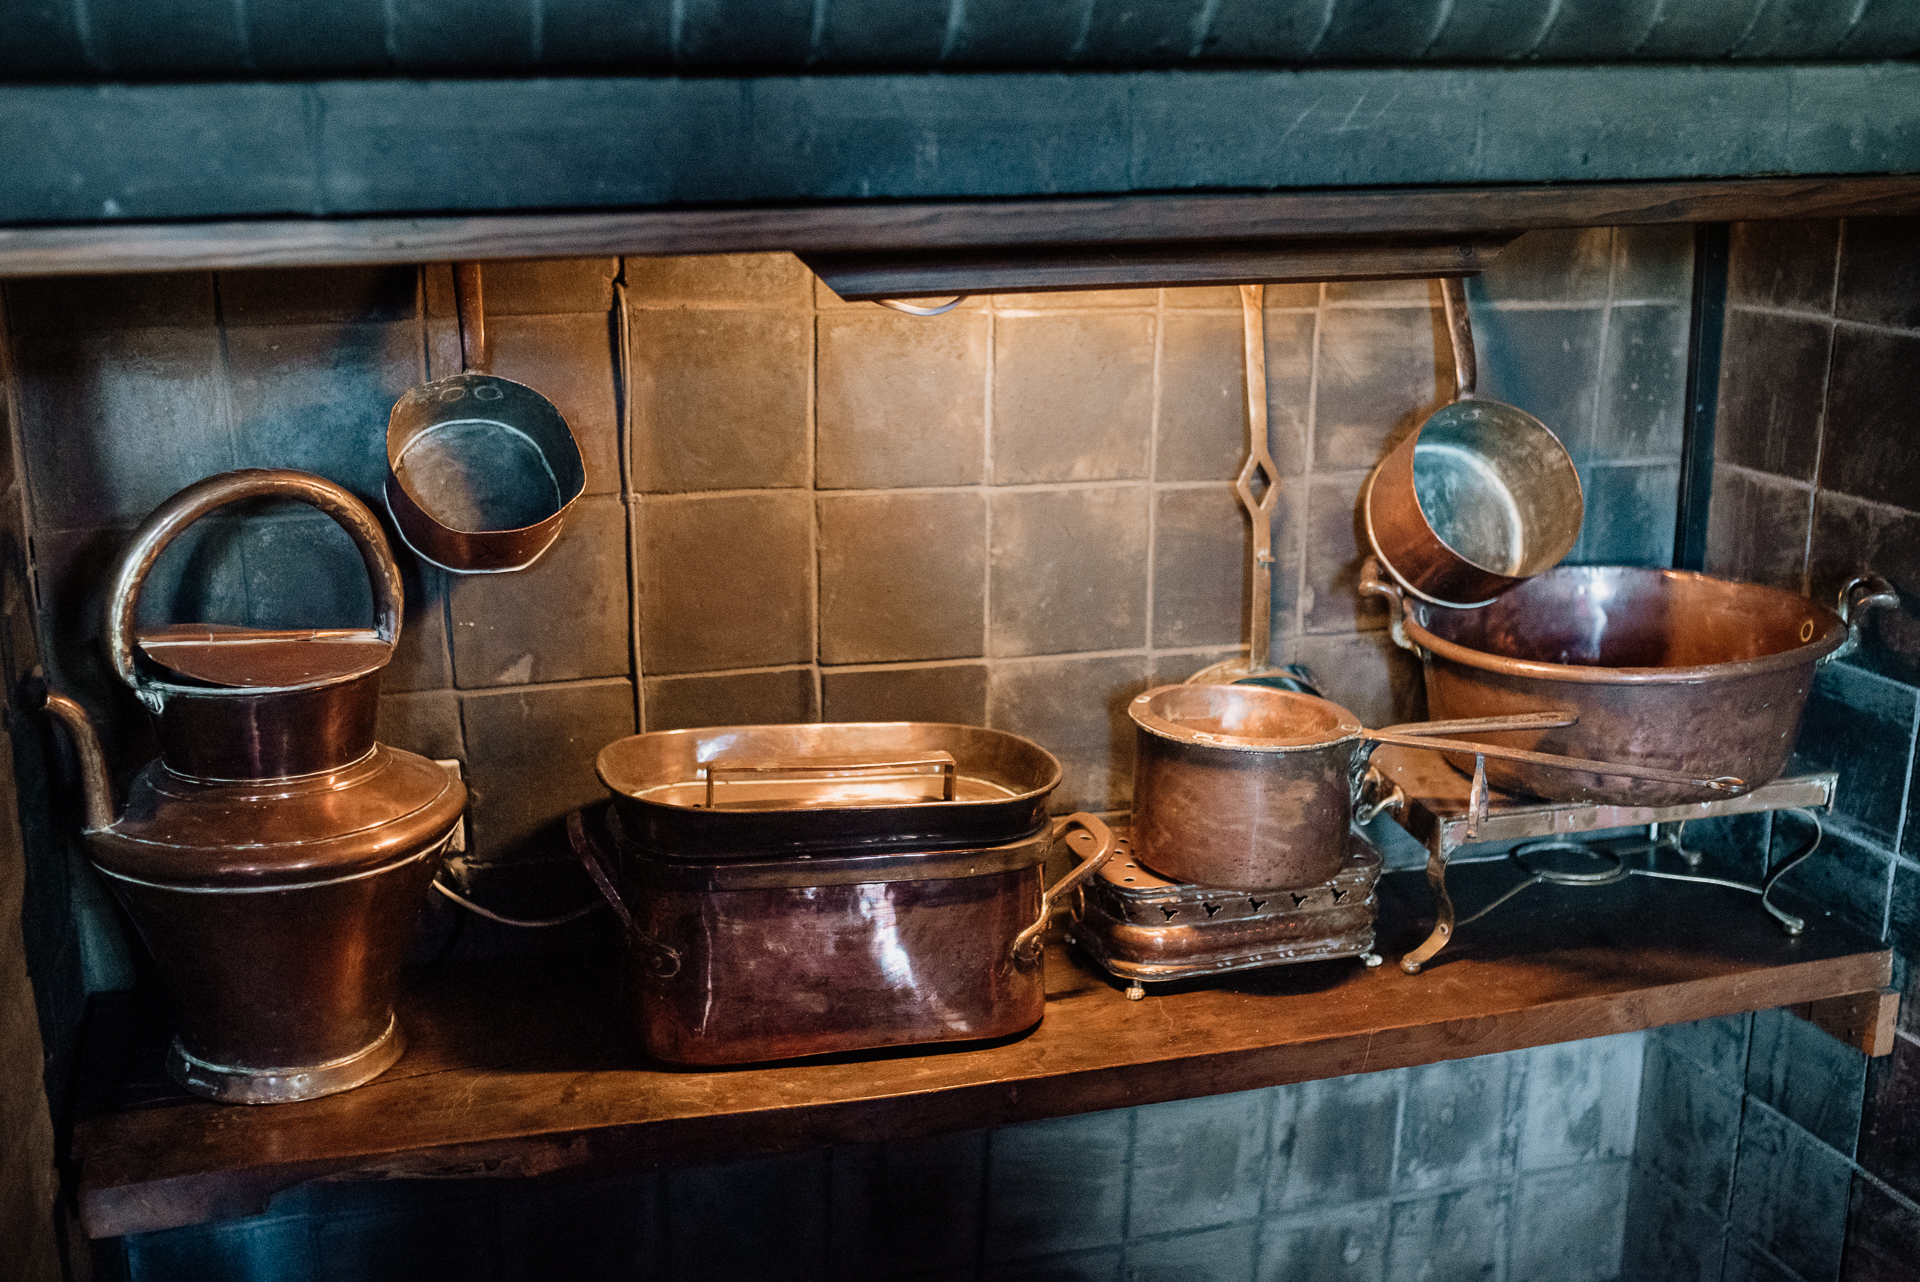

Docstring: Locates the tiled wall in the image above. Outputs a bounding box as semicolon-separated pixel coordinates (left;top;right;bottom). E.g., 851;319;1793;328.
0;224;1693;1280
1625;217;1920;1282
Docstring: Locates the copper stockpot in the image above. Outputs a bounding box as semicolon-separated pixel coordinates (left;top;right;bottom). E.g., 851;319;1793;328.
41;470;466;1103
571;805;1114;1065
1127;683;1741;891
1361;557;1900;806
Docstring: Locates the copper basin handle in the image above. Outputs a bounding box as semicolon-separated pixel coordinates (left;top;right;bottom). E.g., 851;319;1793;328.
104;469;405;705
1358;557;1421;655
1014;813;1116;962
565;810;681;978
1362;728;1746;793
1825;573;1899;667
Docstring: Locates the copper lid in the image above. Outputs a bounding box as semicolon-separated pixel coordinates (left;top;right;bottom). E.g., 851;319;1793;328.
137;624;392;690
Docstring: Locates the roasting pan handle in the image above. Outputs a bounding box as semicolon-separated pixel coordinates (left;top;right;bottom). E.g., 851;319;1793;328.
702;752;958;808
566;808;681;978
1013;813;1116;963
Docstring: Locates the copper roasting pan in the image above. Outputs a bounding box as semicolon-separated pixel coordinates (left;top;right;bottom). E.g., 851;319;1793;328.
596;722;1062;859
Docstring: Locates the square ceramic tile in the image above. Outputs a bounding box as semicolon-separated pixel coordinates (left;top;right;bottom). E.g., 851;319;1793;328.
625;253;814;309
638;493;813;674
1517;1032;1644;1170
989;487;1148;657
627;309;809;492
984;1247;1121;1282
818;491;986;663
820;664;988;725
987;654;1152;813
1311;306;1447;473
1704;467;1811;592
1395;1055;1517;1192
1821;327;1920;511
1156;310;1311;482
1854;1031;1920;1205
458;679;636;862
486;312;620;496
992;314;1153;484
1728;1103;1852;1282
1747;1006;1870;1157
1842;1171;1920;1282
1283;630;1424;729
474;258;616;315
1768;818;1893;945
382;552;453;694
1792;661;1917;849
1619;1164;1727;1282
1122;1223;1257;1282
1151;486;1248;650
1467;227;1614;305
1127;1089;1273;1235
1382;1182;1509;1282
1635;1040;1745;1215
1267;1072;1401;1212
642;668;816;732
1576;462;1677;568
1593;303;1688;461
374;690;463;763
448;496;630;688
1324;278;1434;305
1834;217;1920;331
816;310;987;489
1510;1160;1630;1282
1297;471;1388;637
984;1110;1131;1261
1729;221;1840;313
1805;490;1920;691
218;266;418;325
1469;305;1605;460
1254;1204;1387;1282
1714;309;1829;482
1611;223;1696;303
828;1132;986;1281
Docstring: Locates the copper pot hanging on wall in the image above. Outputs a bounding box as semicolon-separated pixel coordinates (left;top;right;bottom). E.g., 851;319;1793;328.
40;469;467;1104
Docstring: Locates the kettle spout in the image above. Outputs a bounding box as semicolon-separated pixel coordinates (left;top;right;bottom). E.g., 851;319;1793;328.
36;682;114;833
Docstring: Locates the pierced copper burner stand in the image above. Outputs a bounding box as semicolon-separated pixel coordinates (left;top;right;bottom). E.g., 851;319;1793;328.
1063;826;1384;1000
1367;744;1839;973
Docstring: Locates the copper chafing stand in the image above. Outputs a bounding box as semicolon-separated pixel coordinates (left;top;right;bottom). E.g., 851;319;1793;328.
1062;825;1385;1000
1366;743;1839;973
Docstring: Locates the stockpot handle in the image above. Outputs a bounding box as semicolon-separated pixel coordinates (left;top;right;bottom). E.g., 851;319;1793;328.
105;469;405;701
566;809;682;979
1824;573;1899;667
1357;557;1422;656
1013;813;1117;963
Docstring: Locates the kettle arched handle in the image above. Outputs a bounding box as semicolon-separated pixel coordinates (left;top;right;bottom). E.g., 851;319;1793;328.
105;469;405;700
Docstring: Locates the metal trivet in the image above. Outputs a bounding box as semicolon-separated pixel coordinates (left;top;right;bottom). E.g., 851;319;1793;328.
1062;826;1384;1001
1367;744;1839;974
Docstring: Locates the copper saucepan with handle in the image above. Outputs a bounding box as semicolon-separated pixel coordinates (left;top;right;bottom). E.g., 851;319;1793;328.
1127;682;1743;891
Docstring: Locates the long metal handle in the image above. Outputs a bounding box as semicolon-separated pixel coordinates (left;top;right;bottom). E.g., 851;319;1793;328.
1238;284;1279;672
1362;727;1745;793
104;469;405;704
565;810;681;978
702;751;958;808
1013;812;1116;962
454;262;487;374
1441;277;1476;401
1378;712;1577;737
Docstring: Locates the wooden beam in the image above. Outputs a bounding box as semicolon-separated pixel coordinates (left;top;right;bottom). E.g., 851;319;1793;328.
4;176;1920;279
1796;988;1901;1058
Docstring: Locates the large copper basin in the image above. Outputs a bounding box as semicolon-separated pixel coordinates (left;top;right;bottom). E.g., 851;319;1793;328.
1382;564;1873;806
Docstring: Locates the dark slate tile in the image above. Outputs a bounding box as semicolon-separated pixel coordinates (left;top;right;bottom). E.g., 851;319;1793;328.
234;507;375;633
1121;1223;1258;1282
447;497;630;688
1729;221;1841;313
3;273;217;331
1842;1171;1920;1282
1746;1006;1870;1158
1382;1182;1508;1282
638;493;812;675
458;679;635;863
83;0;246;76
1714;309;1830;483
816;310;988;489
986;653;1151;814
1254;1205;1387;1282
226;320;423;507
666;1150;828;1282
1769;816;1893;946
1395;1054;1516;1192
819;492;986;664
1159;312;1256;484
812;0;947;65
627;254;814;309
1720;1241;1807;1282
1728;1103;1852;1282
989;487;1149;657
1790;662;1917;850
984;1110;1130;1261
245;0;390;72
1531;0;1661;57
828;1131;986;1281
1821;327;1920;511
382;552;453;694
1576;462;1678;568
1806;490;1920;691
1636;1039;1744;1215
1148;647;1242;686
1267;1071;1401;1212
1512;1159;1631;1282
1285;630;1425;730
1311;305;1446;473
1594;303;1689;461
1612;223;1696;303
820;664;988;726
1704;467;1811;593
1620;1164;1726;1282
1127;1089;1272;1235
123;1212;318;1282
389;0;536;70
541;0;673;69
13;326;233;531
1152;486;1248;651
1469;304;1606;458
627;309;809;492
1467;227;1615;305
992;314;1154;484
642;668;815;733
1894;864;1920;985
1834;217;1920;332
217;267;418;326
1517;1032;1644;1170
374;690;464;763
1676;813;1776;887
675;0;812;68
1858;1030;1920;1210
985;1247;1122;1282
2;0;91;77
487;312;620;497
495;1169;665;1282
314;1198;495;1282
476;259;616;315
1299;471;1386;637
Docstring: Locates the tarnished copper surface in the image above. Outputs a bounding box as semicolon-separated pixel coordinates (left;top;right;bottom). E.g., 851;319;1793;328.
42;470;466;1103
597;721;1061;858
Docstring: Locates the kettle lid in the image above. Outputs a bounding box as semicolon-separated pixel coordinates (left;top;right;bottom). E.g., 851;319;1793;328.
137;623;392;690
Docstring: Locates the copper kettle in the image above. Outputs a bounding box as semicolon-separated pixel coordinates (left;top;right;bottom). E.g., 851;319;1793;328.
41;469;466;1103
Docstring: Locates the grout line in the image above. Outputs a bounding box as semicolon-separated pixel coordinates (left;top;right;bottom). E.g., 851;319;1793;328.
983;296;997;657
1143;287;1164;664
1800;232;1847;597
1893;694;1919;864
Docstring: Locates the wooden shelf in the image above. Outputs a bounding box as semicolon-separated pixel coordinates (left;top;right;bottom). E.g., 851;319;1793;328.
71;860;1890;1240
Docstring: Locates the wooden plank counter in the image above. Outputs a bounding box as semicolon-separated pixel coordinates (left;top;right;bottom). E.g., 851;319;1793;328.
71;860;1891;1240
